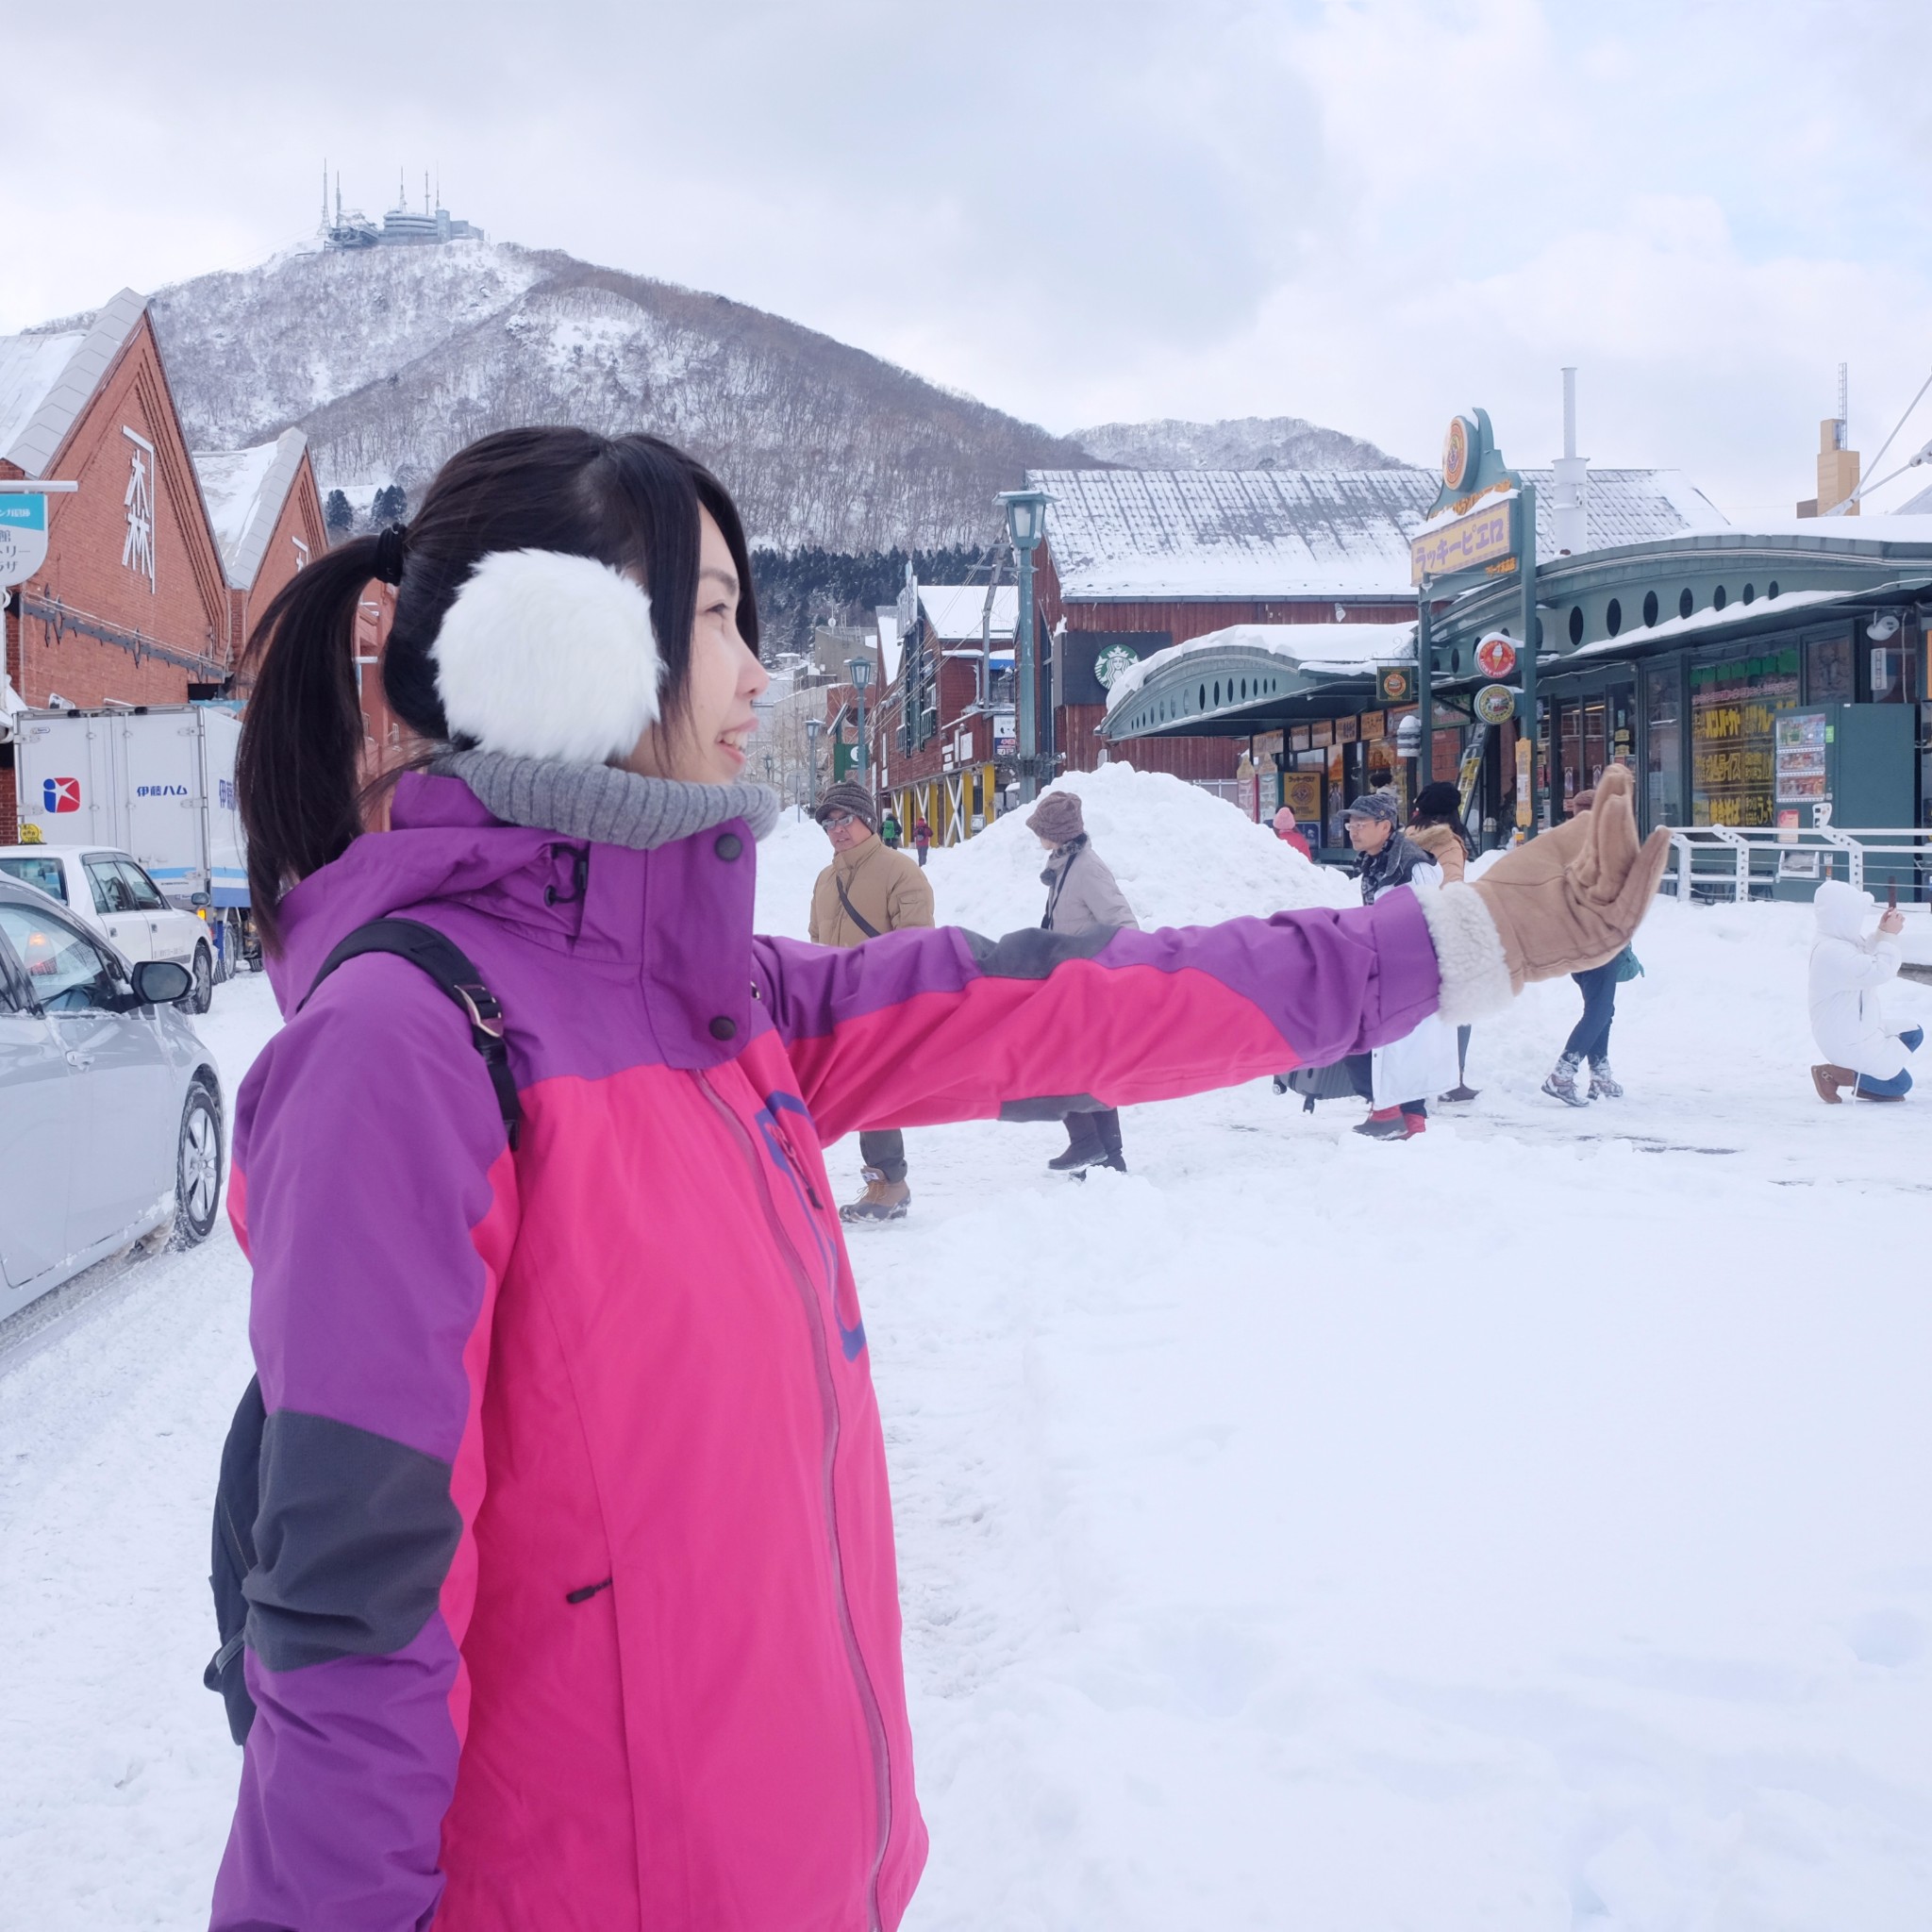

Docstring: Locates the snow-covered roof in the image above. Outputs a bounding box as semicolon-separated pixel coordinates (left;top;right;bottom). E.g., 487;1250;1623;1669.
192;429;309;589
1890;480;1932;516
0;290;147;477
1104;622;1417;707
874;608;902;684
919;583;1018;642
1028;467;1729;600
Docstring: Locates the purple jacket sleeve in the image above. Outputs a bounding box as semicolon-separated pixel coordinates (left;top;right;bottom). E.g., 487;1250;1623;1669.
211;958;518;1932
754;891;1441;1143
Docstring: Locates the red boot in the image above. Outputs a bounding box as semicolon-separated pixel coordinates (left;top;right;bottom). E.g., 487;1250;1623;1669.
1353;1107;1409;1141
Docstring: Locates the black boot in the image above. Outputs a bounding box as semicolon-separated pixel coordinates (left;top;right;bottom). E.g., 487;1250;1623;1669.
1048;1112;1106;1173
1093;1109;1126;1173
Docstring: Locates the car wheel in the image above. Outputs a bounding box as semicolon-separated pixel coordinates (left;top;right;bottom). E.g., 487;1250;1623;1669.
173;1083;223;1246
189;943;214;1013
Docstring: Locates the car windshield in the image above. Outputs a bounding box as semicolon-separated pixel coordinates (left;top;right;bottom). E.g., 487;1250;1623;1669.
0;856;67;903
0;903;119;1012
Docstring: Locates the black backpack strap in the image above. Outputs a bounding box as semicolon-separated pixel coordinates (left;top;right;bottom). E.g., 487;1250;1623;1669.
303;917;522;1149
834;875;883;941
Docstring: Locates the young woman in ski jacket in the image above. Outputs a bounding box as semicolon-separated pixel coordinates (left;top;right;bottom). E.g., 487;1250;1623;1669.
211;425;1670;1932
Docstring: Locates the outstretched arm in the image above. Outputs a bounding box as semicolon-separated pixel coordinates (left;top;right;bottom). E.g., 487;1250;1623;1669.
754;889;1472;1141
753;763;1668;1143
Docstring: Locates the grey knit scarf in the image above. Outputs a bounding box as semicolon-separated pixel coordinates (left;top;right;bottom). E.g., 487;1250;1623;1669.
432;749;781;850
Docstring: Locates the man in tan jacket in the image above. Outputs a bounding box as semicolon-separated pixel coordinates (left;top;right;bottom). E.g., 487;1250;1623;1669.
809;781;935;1221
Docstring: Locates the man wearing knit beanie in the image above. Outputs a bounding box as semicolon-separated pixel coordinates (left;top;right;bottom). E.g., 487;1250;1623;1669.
810;782;934;1221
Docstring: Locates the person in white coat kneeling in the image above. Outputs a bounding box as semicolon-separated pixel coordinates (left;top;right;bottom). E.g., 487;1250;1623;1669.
1808;879;1924;1103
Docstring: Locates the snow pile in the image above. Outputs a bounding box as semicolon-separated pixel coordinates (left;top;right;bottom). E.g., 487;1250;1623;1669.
4;897;1932;1929
754;808;831;941
922;760;1356;936
754;766;1354;945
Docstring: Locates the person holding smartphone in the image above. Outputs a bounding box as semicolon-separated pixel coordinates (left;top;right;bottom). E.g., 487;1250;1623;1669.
1809;879;1924;1101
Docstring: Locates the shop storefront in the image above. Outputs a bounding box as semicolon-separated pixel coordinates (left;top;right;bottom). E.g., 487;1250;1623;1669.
1102;522;1932;875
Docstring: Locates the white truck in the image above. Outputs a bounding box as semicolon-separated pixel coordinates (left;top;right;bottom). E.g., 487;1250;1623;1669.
9;703;251;970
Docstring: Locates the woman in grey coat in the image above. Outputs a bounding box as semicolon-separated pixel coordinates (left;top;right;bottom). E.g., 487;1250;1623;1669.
1027;788;1139;1172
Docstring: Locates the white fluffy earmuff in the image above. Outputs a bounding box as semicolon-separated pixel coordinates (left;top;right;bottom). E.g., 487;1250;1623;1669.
429;549;660;764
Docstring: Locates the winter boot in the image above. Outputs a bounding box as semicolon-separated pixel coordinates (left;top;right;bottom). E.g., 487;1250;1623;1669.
1353;1107;1412;1141
1048;1112;1106;1174
1541;1055;1589;1108
1587;1059;1623;1100
841;1169;910;1224
1399;1108;1428;1137
1094;1110;1128;1174
1809;1063;1857;1105
1436;1084;1480;1105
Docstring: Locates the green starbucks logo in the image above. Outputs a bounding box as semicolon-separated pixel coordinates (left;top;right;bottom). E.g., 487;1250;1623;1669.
1094;643;1141;689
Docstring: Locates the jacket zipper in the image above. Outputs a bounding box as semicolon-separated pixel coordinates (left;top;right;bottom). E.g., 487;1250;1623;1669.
693;1068;891;1930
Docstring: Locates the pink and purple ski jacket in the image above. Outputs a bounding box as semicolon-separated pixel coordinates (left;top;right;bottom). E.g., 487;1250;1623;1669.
211;771;1446;1931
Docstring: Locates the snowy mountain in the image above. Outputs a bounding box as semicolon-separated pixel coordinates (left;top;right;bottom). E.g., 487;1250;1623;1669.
1072;413;1412;473
142;241;1095;553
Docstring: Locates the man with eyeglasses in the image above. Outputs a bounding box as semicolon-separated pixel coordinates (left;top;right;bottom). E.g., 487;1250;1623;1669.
809;781;935;1221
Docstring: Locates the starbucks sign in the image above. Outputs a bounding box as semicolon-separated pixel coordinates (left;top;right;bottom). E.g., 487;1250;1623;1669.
1094;642;1141;690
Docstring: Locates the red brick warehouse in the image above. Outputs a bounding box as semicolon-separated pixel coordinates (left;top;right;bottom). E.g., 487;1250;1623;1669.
0;290;251;837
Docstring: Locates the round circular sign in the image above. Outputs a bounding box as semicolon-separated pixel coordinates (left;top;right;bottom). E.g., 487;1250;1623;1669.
1379;667;1411;702
1474;683;1519;726
1474;632;1517;679
1094;643;1141;690
1441;415;1477;491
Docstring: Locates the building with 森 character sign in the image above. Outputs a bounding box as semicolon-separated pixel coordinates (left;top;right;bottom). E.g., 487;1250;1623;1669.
0;290;236;837
1100;393;1932;887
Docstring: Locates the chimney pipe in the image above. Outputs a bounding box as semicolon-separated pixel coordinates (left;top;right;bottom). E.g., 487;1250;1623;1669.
1551;367;1589;558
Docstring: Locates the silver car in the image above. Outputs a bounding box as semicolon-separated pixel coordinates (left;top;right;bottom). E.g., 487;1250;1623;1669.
0;873;222;1319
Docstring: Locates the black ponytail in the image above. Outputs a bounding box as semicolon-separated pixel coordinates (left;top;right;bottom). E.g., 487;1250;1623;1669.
236;427;759;953
236;533;391;951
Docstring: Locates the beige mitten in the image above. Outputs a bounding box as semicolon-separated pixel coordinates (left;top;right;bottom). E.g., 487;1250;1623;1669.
1468;764;1672;989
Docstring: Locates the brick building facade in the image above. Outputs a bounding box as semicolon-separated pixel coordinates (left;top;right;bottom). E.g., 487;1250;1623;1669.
1;291;233;837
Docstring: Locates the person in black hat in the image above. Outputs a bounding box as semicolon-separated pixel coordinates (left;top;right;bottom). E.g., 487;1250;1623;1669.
1340;792;1452;1138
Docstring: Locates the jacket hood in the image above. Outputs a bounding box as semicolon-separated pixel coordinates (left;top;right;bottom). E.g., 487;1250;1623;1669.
1813;878;1874;941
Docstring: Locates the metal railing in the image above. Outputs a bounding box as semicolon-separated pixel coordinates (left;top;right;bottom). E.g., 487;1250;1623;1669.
1665;824;1932;903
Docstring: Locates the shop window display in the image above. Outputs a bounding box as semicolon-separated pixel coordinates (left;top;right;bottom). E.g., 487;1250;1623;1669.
1690;646;1799;825
1806;631;1853;704
1645;667;1684;826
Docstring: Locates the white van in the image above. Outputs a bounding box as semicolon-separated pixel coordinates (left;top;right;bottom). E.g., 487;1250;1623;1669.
0;844;216;1011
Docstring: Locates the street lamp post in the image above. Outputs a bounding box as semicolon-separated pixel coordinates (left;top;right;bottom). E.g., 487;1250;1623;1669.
806;716;824;811
845;657;873;789
996;488;1053;802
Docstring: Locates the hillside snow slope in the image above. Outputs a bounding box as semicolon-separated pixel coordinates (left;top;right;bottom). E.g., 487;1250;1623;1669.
143;242;1091;551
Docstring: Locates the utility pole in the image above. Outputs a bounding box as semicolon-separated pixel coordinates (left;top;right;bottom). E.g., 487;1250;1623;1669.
1519;481;1540;837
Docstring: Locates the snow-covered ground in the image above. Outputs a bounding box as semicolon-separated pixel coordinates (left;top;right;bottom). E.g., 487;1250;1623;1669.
4;767;1929;1929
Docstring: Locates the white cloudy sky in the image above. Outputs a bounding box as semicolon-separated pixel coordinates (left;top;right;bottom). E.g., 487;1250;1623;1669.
9;0;1930;516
